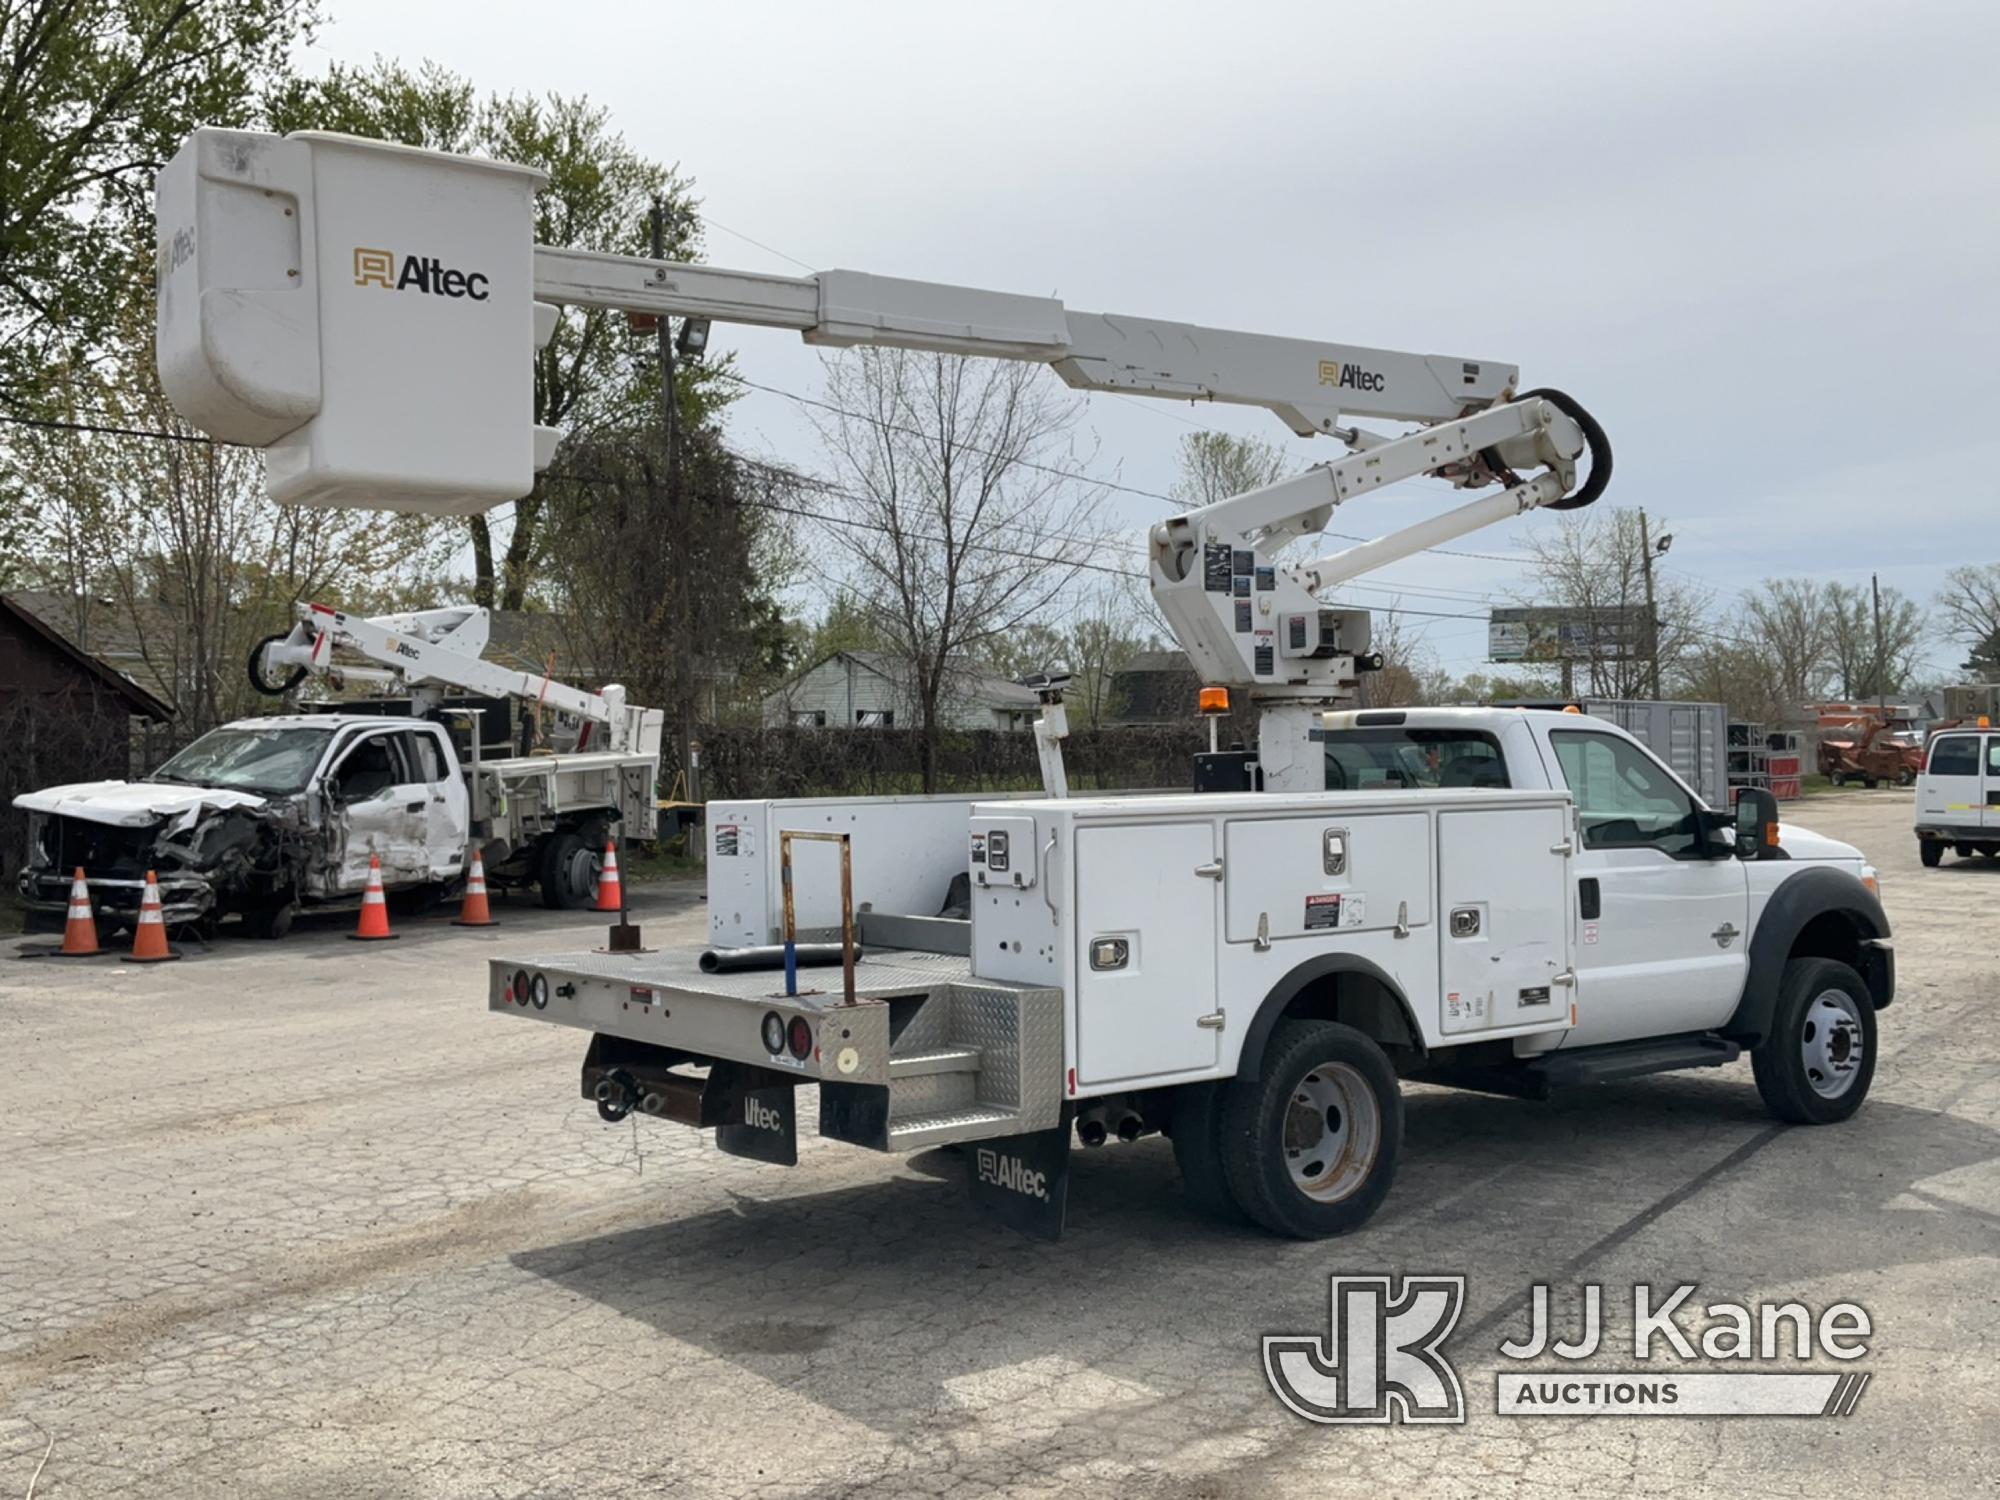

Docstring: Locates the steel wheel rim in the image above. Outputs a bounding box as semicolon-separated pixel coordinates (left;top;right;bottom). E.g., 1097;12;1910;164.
1801;990;1864;1099
566;845;603;900
1282;1061;1381;1202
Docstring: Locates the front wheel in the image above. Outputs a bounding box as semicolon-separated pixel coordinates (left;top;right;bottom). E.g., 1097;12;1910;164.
1217;1020;1402;1238
1829;771;1847;787
1751;958;1876;1124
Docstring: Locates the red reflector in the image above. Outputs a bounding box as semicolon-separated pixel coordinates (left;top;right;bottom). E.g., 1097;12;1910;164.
787;1016;812;1060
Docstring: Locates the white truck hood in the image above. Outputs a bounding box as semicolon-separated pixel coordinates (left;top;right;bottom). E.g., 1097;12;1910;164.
1776;822;1862;863
12;780;268;829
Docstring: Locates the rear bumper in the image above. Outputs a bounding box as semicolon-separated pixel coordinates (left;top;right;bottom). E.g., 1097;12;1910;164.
16;869;215;924
1915;824;1992;841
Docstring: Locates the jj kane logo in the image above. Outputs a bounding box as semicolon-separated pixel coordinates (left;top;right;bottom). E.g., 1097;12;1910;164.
1264;1275;1467;1424
1264;1277;1875;1426
354;247;491;300
1318;357;1386;394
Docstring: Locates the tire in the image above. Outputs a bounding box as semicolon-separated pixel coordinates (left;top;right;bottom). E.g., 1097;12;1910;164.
1957;843;1973;858
387;882;445;918
1217;1020;1403;1238
1919;839;1942;868
1897;768;1915;787
242;901;296;940
538;830;601;910
1168;1082;1248;1225
1750;958;1876;1125
1829;771;1846;787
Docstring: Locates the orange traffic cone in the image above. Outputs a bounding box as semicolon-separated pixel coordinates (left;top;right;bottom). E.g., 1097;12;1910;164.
348;855;400;942
594;839;624;913
451;846;498;927
55;867;102;957
122;870;181;963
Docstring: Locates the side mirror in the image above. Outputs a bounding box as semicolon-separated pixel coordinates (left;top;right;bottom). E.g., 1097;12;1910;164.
1734;787;1780;859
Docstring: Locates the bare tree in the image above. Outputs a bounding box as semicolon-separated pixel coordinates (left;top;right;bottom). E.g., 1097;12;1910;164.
1356;606;1434;709
1518;507;1710;698
9;329;450;731
1938;564;2000;676
812;350;1107;790
1740;578;1833;708
1825;581;1925;699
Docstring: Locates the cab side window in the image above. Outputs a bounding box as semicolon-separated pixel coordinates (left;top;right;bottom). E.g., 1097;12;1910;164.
333;734;405;802
401;730;449;784
1985;739;2000;777
1927;735;1978;776
1550;730;1700;858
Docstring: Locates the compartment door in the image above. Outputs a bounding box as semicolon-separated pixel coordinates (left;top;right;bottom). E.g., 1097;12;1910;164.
1436;805;1572;1037
1075;821;1219;1085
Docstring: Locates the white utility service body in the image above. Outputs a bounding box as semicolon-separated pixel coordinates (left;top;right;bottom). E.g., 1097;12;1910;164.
491;710;1894;1238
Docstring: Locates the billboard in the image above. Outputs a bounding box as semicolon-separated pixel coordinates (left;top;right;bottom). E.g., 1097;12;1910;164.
1488;606;1654;664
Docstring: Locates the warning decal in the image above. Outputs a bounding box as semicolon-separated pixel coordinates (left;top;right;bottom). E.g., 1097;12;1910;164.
1303;893;1343;930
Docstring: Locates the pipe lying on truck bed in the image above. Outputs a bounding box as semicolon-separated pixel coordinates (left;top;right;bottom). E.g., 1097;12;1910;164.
698;943;859;974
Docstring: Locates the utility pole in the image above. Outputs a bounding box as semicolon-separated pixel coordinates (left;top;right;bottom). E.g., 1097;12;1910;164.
650;200;701;847
1638;508;1662;700
1871;571;1887;725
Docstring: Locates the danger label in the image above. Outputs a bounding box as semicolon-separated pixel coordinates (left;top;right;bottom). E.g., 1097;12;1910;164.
1303;893;1343;929
714;824;742;857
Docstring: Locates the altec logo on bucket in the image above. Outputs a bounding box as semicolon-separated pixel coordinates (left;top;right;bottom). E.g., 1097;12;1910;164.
353;247;490;300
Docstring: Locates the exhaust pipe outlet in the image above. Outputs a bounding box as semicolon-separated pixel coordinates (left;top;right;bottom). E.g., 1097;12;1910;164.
1114;1110;1146;1144
1076;1107;1110;1148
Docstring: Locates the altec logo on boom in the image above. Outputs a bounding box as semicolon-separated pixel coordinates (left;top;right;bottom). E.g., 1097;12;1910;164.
1318;357;1386;393
353;247;491;300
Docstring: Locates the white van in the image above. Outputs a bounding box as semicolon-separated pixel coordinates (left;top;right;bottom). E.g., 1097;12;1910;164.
1914;727;2000;866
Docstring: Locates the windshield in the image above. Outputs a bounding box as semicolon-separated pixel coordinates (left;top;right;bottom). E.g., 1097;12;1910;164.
1324;729;1510;791
151;724;336;796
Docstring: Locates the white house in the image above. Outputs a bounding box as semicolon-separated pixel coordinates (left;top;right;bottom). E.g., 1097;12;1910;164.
763;651;1040;730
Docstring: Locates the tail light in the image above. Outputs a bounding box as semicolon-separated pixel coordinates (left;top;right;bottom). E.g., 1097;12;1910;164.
761;1011;786;1055
787;1016;812;1060
510;970;530;1004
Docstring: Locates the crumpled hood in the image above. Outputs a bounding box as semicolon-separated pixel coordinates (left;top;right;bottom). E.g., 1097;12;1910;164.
11;780;267;829
1777;821;1863;864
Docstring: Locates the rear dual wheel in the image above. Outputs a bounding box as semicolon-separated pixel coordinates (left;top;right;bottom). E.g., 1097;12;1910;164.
1175;1020;1402;1238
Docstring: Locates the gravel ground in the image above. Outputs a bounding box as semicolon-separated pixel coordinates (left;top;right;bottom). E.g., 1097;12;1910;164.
2;790;1994;1498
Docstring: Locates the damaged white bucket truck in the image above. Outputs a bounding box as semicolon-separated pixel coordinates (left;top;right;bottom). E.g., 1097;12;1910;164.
151;127;1893;1238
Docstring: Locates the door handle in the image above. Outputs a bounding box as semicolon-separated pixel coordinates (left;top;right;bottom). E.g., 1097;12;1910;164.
1194;859;1224;880
405;801;425;812
1578;877;1601;920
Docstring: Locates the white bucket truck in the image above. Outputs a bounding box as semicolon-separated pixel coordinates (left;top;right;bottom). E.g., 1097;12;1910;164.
150;127;1892;1236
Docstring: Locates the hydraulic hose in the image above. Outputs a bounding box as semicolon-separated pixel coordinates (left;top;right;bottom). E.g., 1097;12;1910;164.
1513;386;1613;511
246;632;306;696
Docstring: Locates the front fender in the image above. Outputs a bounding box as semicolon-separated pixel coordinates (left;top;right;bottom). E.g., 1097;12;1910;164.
1726;865;1893;1047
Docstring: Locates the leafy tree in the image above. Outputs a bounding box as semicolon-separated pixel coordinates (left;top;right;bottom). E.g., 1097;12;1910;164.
1740;577;1833;707
265;59;715;609
0;0;318;407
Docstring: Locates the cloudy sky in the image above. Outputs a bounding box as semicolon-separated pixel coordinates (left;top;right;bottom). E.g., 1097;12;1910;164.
298;0;1999;676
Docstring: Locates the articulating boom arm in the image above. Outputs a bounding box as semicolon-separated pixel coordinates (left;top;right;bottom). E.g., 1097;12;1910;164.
251;603;637;751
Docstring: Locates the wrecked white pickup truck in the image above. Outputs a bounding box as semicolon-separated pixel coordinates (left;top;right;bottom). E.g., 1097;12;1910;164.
16;707;658;936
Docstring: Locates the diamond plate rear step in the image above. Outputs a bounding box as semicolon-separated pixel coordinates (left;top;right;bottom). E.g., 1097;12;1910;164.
889;1046;982;1078
888;1105;1021;1153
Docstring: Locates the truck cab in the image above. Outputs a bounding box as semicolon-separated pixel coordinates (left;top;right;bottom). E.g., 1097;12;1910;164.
1319;707;1877;1049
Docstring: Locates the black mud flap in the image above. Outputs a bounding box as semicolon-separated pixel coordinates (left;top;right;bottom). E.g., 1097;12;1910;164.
966;1124;1072;1241
714;1076;798;1166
